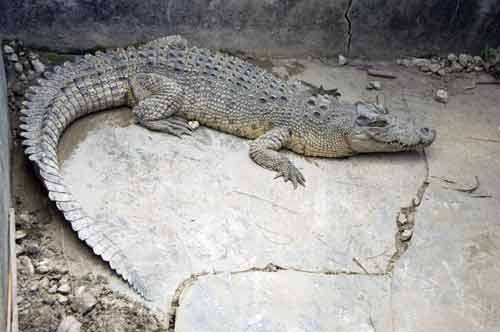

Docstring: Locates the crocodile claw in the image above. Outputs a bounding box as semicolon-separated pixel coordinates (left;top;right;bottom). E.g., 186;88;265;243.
138;116;194;138
273;160;306;189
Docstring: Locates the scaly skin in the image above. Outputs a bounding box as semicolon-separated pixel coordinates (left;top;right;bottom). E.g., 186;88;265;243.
20;36;435;297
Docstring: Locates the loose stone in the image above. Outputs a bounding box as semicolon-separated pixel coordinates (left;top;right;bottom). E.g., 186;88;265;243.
338;55;348;66
31;59;46;73
56;316;82;332
366;81;382;90
15;230;27;240
73;286;98;314
57;283;71;294
400;229;413;241
3;45;15;54
14;62;23;73
435;89;449;104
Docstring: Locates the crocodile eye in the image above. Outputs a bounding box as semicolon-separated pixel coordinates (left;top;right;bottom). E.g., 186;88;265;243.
356;115;388;127
319;105;328;110
370;119;388;127
356;115;372;126
307;98;316;106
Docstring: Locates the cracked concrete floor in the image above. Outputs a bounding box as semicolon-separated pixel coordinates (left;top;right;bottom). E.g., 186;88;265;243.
54;59;500;331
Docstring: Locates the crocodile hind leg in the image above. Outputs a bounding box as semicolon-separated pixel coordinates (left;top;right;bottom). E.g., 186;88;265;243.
129;73;194;137
249;127;306;189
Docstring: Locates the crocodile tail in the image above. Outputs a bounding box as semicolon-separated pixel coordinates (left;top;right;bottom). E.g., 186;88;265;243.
19;47;152;299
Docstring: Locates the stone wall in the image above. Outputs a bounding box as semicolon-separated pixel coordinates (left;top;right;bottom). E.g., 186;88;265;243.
0;42;11;332
0;0;499;58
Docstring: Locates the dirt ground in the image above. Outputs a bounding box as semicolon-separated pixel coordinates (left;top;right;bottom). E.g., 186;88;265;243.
5;41;168;332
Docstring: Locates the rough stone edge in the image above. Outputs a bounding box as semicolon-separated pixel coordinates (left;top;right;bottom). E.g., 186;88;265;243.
0;40;12;332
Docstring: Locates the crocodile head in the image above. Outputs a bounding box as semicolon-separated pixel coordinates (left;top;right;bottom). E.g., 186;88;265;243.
346;102;436;154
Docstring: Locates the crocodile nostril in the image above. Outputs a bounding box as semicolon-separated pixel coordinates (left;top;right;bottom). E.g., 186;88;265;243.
420;127;430;135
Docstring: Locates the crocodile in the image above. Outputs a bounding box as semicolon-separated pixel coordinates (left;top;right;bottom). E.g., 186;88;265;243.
20;35;435;297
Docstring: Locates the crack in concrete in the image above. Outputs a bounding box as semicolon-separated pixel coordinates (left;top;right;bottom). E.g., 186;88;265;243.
167;150;431;331
385;149;430;274
344;0;354;55
167;263;385;331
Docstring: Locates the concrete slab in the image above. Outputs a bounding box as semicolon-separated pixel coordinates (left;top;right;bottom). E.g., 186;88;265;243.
174;272;392;332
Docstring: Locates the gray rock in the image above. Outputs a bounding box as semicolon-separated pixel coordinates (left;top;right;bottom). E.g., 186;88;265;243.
35;259;53;274
473;56;483;66
15;244;25;256
7;53;19;62
27;70;36;80
48;284;58;294
3;45;15;54
28;52;39;60
397;213;408;225
11;81;25;96
400;229;413;241
39;277;50;289
73;286;97;314
474;66;483;72
15;229;27;240
14;62;23;73
447;53;457;62
458;53;471;67
437;69;446;76
411;58;431;68
18;256;35;275
338;54;348;66
57;294;69;304
428;63;442;73
366;81;382;90
57;283;71;294
435;89;449;104
450;61;464;73
43;294;57;305
397;58;411;67
57;316;82;332
19;73;27;81
31;59;46;73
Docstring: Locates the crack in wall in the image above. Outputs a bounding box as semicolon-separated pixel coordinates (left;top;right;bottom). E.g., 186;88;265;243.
167;263;385;331
344;0;354;55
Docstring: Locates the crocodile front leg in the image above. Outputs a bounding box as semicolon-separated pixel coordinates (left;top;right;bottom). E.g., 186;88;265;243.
129;73;194;137
249;127;306;189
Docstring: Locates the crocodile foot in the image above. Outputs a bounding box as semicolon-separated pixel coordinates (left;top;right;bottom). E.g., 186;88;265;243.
137;116;194;138
273;160;306;189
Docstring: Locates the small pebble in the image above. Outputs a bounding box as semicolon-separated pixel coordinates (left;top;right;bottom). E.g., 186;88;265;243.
73;286;98;314
7;53;19;62
31;59;46;73
48;284;58;294
435;89;449;104
3;45;15;54
397;213;408;225
15;230;27;240
57;316;82;332
14;62;23;73
36;259;52;274
447;53;457;62
57;283;71;294
400;229;413;241
57;294;69;304
366;81;382;90
338;54;348;66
